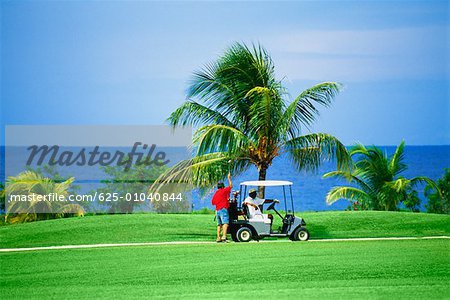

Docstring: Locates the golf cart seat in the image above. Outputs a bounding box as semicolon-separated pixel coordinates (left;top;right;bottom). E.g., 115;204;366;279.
242;204;271;224
251;214;272;224
242;203;250;219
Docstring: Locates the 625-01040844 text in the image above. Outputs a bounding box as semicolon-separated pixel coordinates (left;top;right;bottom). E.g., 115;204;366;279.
95;192;184;202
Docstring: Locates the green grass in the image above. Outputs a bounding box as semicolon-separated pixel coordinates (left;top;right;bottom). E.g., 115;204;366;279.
1;239;449;299
1;212;449;299
1;211;449;248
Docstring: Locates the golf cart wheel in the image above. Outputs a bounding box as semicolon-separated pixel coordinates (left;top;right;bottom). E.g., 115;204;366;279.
236;227;253;242
293;227;309;241
231;231;239;242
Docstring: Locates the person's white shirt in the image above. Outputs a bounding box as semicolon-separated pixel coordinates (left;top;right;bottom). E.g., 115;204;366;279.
243;196;265;219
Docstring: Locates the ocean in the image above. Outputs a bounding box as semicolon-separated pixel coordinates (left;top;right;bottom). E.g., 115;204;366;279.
1;146;449;212
223;146;450;212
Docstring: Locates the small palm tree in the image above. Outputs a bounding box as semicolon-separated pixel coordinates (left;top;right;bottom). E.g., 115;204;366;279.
425;168;449;214
156;42;350;196
6;171;84;223
324;141;435;211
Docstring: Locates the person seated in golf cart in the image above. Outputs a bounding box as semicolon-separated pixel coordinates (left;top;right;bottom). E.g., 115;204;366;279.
243;188;278;223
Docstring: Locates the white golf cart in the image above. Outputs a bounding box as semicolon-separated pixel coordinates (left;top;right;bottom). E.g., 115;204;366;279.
228;180;309;242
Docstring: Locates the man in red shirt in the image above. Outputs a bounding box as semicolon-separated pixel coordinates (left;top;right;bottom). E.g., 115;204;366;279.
211;172;233;242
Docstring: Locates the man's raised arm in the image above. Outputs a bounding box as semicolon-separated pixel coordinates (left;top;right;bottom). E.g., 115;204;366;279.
227;172;233;189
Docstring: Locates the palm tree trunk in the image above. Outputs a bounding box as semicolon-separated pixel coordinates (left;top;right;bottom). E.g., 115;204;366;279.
258;165;267;198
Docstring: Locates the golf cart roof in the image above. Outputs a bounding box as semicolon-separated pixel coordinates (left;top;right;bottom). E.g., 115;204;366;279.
240;180;293;187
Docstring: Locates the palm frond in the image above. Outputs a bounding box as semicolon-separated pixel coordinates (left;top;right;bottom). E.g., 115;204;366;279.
5;171;75;217
286;133;350;172
409;176;439;191
186;42;283;133
283;82;342;137
151;152;251;190
352;146;392;190
349;143;368;156
323;170;372;193
187;60;234;101
58;204;85;216
389;140;407;176
247;86;284;141
167;100;234;128
194;124;251;156
325;186;370;205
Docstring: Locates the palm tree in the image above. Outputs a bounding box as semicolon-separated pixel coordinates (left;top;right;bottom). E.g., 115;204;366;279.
156;42;350;196
425;168;449;214
5;170;84;223
324;141;436;211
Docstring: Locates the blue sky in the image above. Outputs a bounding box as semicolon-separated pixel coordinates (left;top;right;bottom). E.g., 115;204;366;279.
1;0;449;145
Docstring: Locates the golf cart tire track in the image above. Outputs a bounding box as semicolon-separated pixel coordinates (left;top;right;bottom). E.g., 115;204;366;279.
1;236;449;253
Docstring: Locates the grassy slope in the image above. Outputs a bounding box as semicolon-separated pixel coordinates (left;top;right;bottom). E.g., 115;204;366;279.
1;211;449;248
2;239;449;299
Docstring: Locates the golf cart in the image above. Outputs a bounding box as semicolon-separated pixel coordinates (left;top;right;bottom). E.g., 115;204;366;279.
228;180;309;242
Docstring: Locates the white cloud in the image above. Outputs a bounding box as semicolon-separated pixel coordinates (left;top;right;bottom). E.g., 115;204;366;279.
261;26;449;81
74;25;449;84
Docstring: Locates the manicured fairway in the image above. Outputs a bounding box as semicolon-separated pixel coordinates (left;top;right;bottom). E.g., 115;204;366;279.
1;211;449;248
1;239;449;299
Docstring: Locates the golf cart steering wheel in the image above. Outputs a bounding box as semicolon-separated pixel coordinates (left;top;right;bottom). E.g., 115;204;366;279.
267;201;277;211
